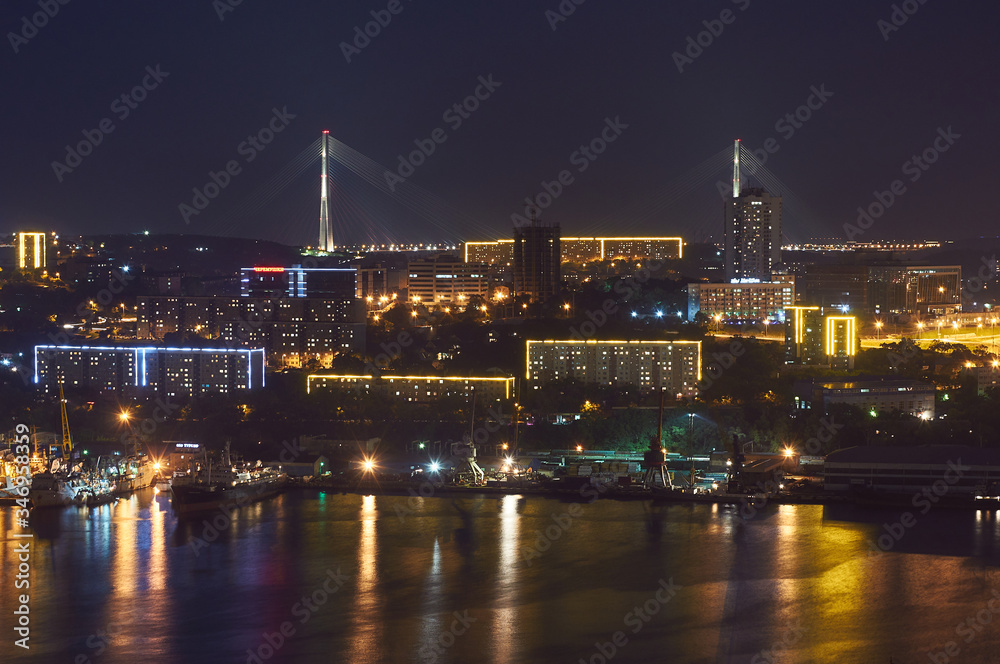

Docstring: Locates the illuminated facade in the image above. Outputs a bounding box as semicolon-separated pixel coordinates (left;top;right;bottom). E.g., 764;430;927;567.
407;255;489;309
526;340;701;396
804;263;961;315
241;266;357;299
825;316;856;368
17;232;47;270
784;307;856;368
137;296;364;367
687;281;794;322
307;375;513;404
33;345;265;397
464;237;683;265
724;188;783;281
464;240;514;266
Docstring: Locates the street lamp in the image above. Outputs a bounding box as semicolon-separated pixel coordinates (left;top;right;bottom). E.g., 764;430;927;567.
875;320;882;341
762;319;769;338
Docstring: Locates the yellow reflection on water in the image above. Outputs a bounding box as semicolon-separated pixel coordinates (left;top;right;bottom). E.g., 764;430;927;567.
492;494;520;664
149;492;166;592
348;495;381;661
109;497;139;640
417;538;443;649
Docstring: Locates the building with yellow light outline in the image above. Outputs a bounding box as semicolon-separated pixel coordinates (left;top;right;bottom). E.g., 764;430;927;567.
464;237;683;265
785;306;856;368
306;374;514;404
17;232;47;270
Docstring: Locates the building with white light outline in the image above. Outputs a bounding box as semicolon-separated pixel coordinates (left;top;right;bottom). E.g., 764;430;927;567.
34;345;265;397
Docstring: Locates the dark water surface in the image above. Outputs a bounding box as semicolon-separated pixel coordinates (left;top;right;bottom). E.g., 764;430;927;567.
3;489;1000;663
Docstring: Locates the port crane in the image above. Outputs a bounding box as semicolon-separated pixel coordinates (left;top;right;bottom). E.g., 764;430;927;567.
58;382;74;460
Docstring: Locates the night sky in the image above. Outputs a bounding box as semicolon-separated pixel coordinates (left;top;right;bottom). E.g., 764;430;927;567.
1;0;996;247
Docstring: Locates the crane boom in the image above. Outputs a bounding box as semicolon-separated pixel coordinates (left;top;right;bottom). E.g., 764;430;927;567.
58;382;73;458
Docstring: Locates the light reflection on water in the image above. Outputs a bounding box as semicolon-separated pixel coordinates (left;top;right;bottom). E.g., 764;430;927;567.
1;491;999;664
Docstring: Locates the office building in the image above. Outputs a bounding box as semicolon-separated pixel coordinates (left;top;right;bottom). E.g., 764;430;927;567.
407;254;490;309
804;261;961;316
241;266;356;299
525;340;701;396
793;377;934;418
724;187;783;282
687;280;794;322
33;345;265;397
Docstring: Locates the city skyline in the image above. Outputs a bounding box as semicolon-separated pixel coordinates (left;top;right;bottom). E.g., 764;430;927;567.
1;1;997;246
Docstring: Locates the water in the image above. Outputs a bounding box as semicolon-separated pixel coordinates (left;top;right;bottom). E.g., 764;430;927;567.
3;489;1000;663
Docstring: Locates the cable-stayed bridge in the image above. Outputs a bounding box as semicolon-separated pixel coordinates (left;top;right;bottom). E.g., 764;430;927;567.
200;134;820;248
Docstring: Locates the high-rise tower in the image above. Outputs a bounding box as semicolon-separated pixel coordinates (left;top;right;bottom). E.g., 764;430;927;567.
724;141;782;282
318;130;334;252
513;215;561;303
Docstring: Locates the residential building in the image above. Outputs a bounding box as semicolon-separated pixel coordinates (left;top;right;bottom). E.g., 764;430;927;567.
724;187;782;281
687;280;794;322
307;375;514;404
526;340;701;396
33;344;265;397
513;220;561;303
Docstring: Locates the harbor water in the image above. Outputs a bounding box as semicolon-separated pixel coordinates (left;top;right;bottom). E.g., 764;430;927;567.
3;489;1000;663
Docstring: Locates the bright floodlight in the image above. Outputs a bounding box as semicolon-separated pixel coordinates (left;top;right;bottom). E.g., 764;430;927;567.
430;462;440;472
783;448;794;457
362;458;375;472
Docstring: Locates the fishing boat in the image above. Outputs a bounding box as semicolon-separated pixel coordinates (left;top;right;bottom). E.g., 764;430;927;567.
170;442;286;514
28;470;90;507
